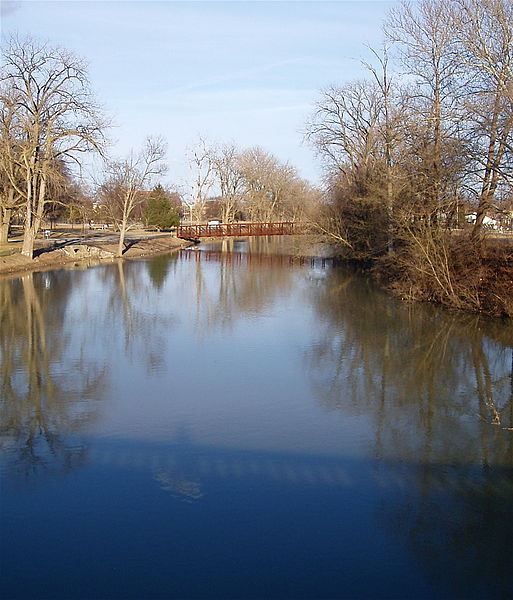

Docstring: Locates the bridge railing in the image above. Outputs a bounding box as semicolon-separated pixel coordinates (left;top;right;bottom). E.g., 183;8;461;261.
176;221;302;239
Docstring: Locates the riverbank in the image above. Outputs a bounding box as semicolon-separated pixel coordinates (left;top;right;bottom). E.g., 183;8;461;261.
374;234;513;319
0;232;191;279
2;229;512;319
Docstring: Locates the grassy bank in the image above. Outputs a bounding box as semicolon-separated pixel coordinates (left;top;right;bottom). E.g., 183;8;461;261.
0;231;190;279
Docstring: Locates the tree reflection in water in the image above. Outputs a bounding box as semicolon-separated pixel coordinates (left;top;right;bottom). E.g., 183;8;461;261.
145;252;174;290
0;271;107;479
83;259;179;375
0;245;512;598
306;266;513;461
179;243;297;336
0;259;181;479
306;266;513;598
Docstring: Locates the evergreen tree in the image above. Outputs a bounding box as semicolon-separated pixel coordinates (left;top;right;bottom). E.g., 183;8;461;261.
144;184;179;230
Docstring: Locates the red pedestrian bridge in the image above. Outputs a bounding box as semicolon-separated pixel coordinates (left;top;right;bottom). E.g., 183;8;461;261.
176;221;303;239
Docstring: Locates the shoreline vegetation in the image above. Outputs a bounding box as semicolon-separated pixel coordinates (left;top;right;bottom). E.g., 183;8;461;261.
295;227;513;320
374;233;513;319
327;233;513;320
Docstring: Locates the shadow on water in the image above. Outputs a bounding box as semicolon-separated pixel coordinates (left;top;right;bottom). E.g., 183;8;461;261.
7;430;508;599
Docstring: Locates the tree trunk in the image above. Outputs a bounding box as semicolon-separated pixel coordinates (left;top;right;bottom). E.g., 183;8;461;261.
471;78;511;240
117;217;127;257
21;153;39;258
33;174;46;240
0;207;12;244
471;116;498;240
21;192;34;258
21;226;36;258
21;170;48;259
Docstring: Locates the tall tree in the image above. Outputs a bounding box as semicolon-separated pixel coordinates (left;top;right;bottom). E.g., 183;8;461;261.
452;0;513;237
144;184;180;230
306;79;392;254
306;80;384;182
362;44;408;250
385;0;465;218
0;37;107;257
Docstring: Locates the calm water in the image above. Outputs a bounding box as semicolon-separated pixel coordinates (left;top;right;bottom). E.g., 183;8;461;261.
1;237;512;600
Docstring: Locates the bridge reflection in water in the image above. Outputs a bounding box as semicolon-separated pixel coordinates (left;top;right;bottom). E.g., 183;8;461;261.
177;221;302;239
179;248;332;269
88;443;500;499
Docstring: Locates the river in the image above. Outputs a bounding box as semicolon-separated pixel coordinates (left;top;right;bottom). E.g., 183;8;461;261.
1;237;512;599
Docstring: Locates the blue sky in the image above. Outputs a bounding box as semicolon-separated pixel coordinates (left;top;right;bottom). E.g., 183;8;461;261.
1;0;397;191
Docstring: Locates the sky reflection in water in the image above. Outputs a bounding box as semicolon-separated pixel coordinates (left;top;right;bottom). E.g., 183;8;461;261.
1;238;512;599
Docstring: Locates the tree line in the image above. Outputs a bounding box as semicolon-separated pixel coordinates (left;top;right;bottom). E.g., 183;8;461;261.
306;0;512;315
0;36;316;259
184;138;317;225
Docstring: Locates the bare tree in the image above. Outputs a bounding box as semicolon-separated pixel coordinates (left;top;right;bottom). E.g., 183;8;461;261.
101;137;166;257
0;90;25;243
233;146;317;223
0;37;107;257
386;0;513;236
237;147;284;221
306;79;393;254
385;0;467;218
187;138;215;223
306;80;384;181
451;0;513;237
209;143;245;223
362;45;408;251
